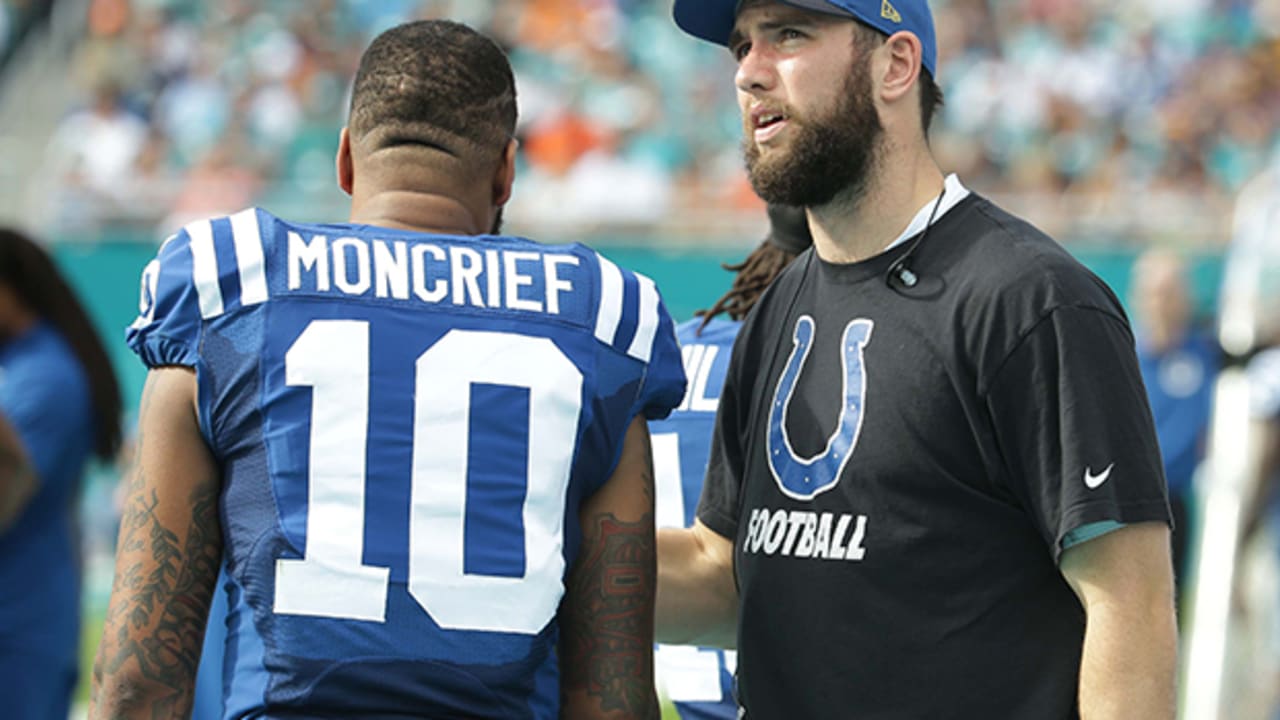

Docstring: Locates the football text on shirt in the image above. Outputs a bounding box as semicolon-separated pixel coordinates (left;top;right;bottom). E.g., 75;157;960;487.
741;507;868;561
286;231;580;314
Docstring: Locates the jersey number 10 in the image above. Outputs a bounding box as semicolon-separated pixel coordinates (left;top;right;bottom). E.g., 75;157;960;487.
272;319;583;635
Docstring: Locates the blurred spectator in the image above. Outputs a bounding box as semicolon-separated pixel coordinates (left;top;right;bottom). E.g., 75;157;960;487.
1207;155;1280;717
1239;340;1280;720
44;80;148;223
161;127;265;231
40;80;150;233
0;228;122;720
25;0;1280;241
1235;165;1280;557
1131;248;1219;609
1242;347;1280;548
152;45;232;166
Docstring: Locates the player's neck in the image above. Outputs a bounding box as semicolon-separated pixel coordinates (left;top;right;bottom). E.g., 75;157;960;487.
349;191;490;236
808;151;944;265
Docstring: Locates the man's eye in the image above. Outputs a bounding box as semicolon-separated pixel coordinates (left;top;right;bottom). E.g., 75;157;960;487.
733;42;752;61
779;28;804;41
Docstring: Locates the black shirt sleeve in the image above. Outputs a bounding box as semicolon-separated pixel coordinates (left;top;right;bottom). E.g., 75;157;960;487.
984;305;1172;560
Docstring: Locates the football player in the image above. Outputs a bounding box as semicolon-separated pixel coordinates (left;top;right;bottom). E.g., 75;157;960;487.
91;20;684;720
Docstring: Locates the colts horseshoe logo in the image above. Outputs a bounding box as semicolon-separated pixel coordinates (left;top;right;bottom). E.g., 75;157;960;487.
767;316;874;500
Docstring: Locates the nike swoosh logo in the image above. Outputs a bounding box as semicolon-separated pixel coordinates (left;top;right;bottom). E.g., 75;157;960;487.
1084;463;1114;490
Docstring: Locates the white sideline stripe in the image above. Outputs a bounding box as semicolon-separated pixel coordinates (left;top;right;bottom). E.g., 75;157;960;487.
627;274;660;362
231;209;269;307
594;255;624;345
187;219;224;319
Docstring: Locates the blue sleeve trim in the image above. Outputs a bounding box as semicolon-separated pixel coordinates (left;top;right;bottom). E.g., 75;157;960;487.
1060;520;1127;553
130;333;200;370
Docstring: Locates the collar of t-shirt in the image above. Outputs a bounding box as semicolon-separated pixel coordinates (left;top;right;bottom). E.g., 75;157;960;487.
882;173;972;253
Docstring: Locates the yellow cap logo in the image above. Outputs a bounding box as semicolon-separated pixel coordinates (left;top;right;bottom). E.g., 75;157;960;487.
881;0;902;22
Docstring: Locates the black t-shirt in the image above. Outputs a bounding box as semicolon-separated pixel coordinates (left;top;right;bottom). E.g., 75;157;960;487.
698;193;1171;719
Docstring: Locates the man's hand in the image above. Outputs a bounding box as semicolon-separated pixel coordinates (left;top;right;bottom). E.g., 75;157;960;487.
656;519;737;648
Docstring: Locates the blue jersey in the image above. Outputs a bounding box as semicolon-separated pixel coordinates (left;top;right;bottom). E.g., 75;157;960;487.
650;317;738;720
1136;330;1218;498
0;322;94;668
125;208;686;719
191;567;229;720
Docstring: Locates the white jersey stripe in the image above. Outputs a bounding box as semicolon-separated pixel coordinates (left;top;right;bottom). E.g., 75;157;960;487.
186;219;224;319
231;208;269;307
594;255;624;345
128;259;161;330
627;274;660;362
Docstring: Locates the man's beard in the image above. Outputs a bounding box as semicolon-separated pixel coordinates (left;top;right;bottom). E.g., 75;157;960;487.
743;54;883;208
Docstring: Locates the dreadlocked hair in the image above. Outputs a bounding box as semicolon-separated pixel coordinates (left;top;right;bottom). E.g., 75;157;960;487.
696;240;801;333
0;229;122;460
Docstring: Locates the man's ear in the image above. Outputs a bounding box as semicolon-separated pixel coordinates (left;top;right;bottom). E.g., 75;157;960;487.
336;127;354;196
878;31;923;106
493;138;518;207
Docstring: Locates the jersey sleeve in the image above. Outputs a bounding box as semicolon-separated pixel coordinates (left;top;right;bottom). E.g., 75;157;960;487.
984;306;1172;560
125;229;207;369
635;284;686;421
588;253;687;421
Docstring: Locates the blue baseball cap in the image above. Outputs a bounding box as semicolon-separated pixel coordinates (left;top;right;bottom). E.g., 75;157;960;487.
673;0;938;78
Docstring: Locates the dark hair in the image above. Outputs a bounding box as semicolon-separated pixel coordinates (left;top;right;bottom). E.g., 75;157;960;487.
0;229;122;460
348;20;517;170
697;204;812;331
919;69;944;134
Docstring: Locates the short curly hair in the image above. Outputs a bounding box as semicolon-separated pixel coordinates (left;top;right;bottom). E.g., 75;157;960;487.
348;20;517;167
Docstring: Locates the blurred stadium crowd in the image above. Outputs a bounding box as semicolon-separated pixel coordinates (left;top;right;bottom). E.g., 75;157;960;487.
2;1;1280;718
2;0;1278;244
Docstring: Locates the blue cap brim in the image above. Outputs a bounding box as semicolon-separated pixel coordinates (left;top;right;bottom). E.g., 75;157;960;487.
672;0;938;77
673;0;740;47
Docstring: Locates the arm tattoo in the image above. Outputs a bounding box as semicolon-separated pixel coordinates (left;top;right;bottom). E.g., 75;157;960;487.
562;513;658;717
96;478;220;718
92;382;220;720
561;434;658;718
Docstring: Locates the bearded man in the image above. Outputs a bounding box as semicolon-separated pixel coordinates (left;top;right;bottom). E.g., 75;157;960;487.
654;2;1179;718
